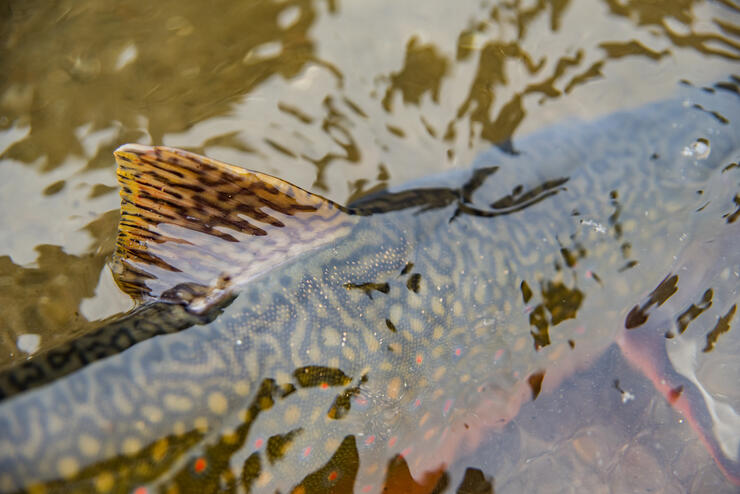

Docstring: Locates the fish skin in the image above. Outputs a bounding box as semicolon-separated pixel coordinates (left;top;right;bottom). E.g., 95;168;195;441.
0;82;739;493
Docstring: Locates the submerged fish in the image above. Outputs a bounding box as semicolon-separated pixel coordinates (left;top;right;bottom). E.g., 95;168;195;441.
0;81;739;493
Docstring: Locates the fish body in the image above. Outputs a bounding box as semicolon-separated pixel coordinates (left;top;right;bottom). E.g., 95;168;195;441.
1;82;739;493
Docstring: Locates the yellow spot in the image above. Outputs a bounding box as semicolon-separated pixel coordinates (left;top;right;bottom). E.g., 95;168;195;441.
284;405;301;426
57;456;79;478
363;330;380;353
387;376;402;400
78;434;100;458
409;317;424;333
142;405;163;423
163;393;193;412
323;327;340;347
419;412;430;427
152;438;169;462
194;416;209;432
379;360;393;371
453;301;463;317
208;392;228;415
293;486;306;494
95;471;115;493
27;484;46;494
221;431;239;445
432;298;445;316
460;374;470;383
122;437;142;456
234;380;250;396
342;346;355;361
325;437;340;453
432;325;444;340
173;421;186;435
389;304;402;322
432;345;444;359
366;462;379;475
474;283;487;305
433;366;447;381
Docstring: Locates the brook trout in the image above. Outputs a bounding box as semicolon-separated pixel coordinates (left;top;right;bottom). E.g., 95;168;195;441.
0;81;739;493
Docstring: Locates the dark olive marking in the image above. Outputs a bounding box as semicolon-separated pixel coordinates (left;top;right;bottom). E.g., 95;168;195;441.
529;305;549;349
328;386;362;420
725;194;740;224
676;288;713;335
527;371;545;400
292;435;359;493
385;319;397;332
692;104;729;124
455;467;494;494
266;428;303;464
668;385;684;403
618;260;639;272
625;274;679;329
343;281;390;299
520;280;533;304
400;262;414;275
241;452;262;491
293;366;352;388
382;453;449;493
722;162;739;172
703;304;737;353
406;273;422;293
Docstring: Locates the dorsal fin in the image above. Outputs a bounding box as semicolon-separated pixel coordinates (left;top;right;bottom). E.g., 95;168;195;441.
112;144;356;312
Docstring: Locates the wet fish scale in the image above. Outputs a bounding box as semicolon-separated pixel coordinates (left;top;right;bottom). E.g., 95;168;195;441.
0;82;739;492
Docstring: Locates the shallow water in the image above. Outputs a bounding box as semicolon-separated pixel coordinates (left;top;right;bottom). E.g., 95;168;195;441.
1;0;739;492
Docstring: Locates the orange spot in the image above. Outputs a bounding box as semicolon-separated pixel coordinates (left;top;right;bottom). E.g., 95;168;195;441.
194;457;207;473
254;438;264;449
416;354;423;365
133;488;148;494
320;382;328;389
365;435;375;446
443;399;453;414
328;470;338;482
454;348;462;356
400;446;412;458
302;446;311;457
362;485;373;493
388;436;397;447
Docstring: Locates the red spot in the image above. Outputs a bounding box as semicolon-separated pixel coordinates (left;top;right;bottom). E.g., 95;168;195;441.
400;446;412;458
328;470;338;482
494;349;504;360
454;347;462;357
193;457;207;474
413;398;421;408
362;485;373;493
356;397;368;406
443;399;453;414
320;382;328;389
388;436;397;447
133;488;148;494
416;354;423;365
254;438;264;449
302;446;311;457
365;435;375;446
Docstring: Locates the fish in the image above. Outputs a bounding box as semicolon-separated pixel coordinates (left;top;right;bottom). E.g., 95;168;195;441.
0;79;739;493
